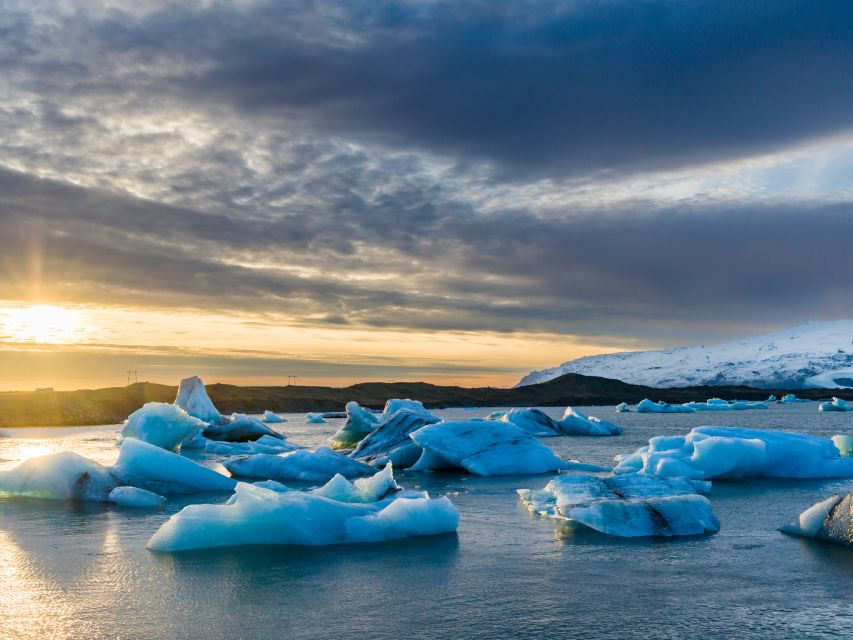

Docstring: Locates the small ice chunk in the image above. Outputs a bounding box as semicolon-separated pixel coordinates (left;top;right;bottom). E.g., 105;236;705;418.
175;376;223;423
780;493;852;546
615;402;630;413
224;446;375;483
832;434;853;457
113;438;236;494
121;402;205;451
559;407;622;436
637;399;695;414
109;486;166;507
146;482;458;552
306;413;327;424
204;414;284;442
496;408;564;436
263;410;286;423
330;401;381;449
0;451;118;501
818;397;851;412
383;398;430;417
312;464;401;503
204;435;303;456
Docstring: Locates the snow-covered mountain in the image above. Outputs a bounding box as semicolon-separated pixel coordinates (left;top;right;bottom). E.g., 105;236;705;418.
517;321;853;389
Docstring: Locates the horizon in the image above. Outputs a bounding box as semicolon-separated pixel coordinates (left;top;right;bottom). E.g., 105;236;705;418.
3;1;853;390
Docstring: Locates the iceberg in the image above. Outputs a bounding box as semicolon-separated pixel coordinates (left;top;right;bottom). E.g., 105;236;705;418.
832;434;853;457
818;397;852;412
0;451;119;501
767;395;777;402
203;434;303;456
350;407;441;467
518;473;719;537
409;419;603;476
263;410;286;423
306;412;327;424
224;446;375;483
330;401;381;449
636;399;695;414
615;402;630;413
146;481;458;552
780;493;853;546
614;426;853;480
203;413;284;443
114;438;236;494
493;408;564;436
559;407;623;436
780;393;809;403
683;399;769;411
382;398;431;417
108;486;166;508
311;464;400;503
120;402;206;451
175;376;223;423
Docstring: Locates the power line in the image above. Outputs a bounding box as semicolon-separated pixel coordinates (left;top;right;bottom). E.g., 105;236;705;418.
126;370;139;385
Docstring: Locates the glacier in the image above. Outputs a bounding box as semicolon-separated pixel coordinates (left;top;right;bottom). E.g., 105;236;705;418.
120;402;206;451
780;493;853;547
146;466;458;552
517;320;853;389
409;419;604;476
330;401;380;449
223;446;375;483
613;426;853;480
517;474;719;537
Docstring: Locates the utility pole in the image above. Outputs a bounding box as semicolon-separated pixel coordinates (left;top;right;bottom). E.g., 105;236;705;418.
286;375;297;386
127;370;139;385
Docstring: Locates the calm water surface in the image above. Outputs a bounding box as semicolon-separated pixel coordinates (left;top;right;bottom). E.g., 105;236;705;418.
1;404;851;639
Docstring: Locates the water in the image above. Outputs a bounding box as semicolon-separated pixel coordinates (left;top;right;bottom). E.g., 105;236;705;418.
1;405;851;639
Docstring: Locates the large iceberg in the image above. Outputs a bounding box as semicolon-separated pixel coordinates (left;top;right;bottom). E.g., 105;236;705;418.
263;410;286;423
350;406;440;467
0;451;119;501
683;398;769;411
409;420;603;476
114;438;236;494
120;402;206;451
818;397;852;412
203;413;284;443
780;493;853;546
518;473;719;537
330;401;381;449
636;399;695;414
224;446;375;483
614;426;853;480
146;470;458;552
175;376;223;423
204;435;304;456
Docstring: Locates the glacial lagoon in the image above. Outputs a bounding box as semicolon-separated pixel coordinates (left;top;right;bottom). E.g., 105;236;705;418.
1;404;851;639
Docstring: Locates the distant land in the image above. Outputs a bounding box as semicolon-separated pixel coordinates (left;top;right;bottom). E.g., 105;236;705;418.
518;320;853;389
1;374;850;428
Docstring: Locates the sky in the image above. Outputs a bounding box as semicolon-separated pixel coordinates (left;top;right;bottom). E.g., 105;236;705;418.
1;0;853;391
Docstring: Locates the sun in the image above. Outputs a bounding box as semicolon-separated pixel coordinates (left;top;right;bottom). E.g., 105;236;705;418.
3;305;85;344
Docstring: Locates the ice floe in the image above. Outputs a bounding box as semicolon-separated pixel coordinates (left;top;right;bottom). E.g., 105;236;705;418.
832;434;853;457
146;468;458;552
120;402;206;451
636;399;696;414
818;397;852;412
203;413;284;443
350;406;440;467
780;493;853;546
175;376;223;423
780;393;809;403
409;419;604;476
0;451;119;501
518;473;719;537
108;486;166;508
559;407;623;436
263;410;286;423
204;435;304;456
114;438;236;494
224;446;375;483
306;412;327;424
615;402;630;413
491;407;621;437
614;426;853;480
683;398;769;411
330;401;381;449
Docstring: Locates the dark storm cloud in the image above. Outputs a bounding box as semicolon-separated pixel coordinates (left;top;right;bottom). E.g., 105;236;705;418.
53;0;853;178
2;167;851;341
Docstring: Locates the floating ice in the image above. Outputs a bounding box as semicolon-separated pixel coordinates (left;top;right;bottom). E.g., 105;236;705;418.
409;419;603;476
263;410;286;423
559;407;623;436
312;464;400;503
175;376;223;423
614;426;853;480
306;413;327;424
120;402;206;451
780;493;853;546
204;435;304;456
818;397;852;412
146;481;458;552
615;402;630;413
383;398;431;417
350;407;440;467
484;410;508;420
518;473;719;537
683;398;769;411
203;413;284;442
224;446;375;483
780;393;809;403
493;408;564;436
0;451;118;501
330;401;381;449
767;395;777;402
636;399;695;414
832;434;853;457
114;438;236;494
108;486;166;508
